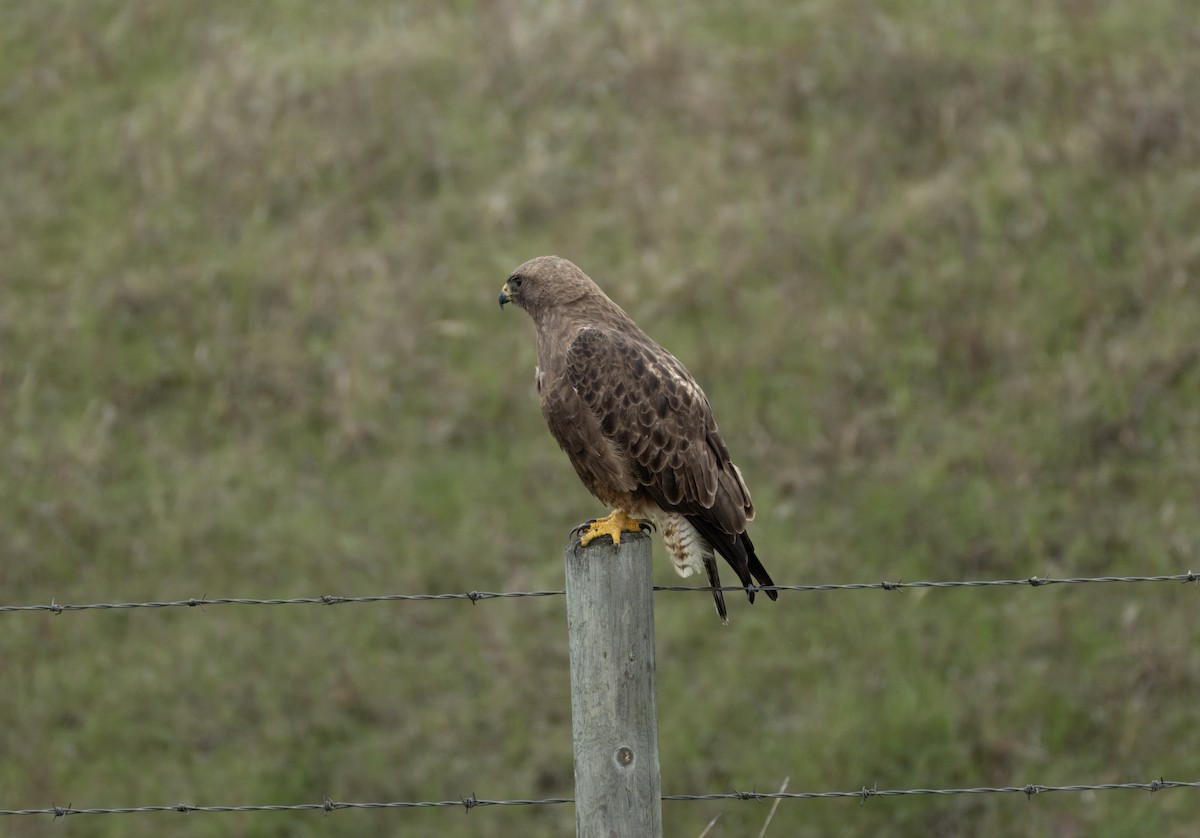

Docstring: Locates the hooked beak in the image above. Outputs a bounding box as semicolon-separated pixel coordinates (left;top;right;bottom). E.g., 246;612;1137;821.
498;282;511;309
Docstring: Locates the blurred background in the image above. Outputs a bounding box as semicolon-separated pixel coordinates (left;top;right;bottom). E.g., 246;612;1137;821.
2;1;1199;836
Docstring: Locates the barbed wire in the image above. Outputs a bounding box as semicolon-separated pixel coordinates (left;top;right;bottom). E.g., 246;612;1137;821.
0;590;566;614
0;796;570;817
663;778;1200;801
660;571;1200;594
3;778;1197;819
0;572;1194;615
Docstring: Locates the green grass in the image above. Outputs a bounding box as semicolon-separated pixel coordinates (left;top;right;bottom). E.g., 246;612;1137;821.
2;0;1199;835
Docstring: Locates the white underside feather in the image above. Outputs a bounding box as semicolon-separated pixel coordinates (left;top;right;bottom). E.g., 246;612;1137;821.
653;510;711;579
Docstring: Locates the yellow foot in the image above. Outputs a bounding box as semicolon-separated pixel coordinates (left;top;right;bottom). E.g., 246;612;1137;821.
575;510;651;548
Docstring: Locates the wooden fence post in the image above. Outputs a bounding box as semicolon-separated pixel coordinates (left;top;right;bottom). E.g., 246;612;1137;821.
564;531;663;838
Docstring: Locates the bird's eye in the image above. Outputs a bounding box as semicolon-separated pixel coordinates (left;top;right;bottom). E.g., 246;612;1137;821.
509;275;523;288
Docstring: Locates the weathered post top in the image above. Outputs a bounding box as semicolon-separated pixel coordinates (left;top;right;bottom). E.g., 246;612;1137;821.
564;531;663;838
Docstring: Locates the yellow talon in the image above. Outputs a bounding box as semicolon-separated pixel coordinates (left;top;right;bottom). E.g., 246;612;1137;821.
577;510;646;548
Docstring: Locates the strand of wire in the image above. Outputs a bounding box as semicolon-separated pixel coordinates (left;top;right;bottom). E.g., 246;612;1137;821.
1;572;1194;614
4;779;1197;819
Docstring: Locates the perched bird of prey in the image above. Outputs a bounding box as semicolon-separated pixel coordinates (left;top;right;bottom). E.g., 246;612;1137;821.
499;256;777;622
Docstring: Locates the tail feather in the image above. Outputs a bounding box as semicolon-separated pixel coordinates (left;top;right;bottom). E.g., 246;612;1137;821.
702;553;728;624
741;531;778;601
684;514;776;608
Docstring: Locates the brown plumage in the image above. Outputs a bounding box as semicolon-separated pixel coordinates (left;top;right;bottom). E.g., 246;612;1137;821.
499;255;777;622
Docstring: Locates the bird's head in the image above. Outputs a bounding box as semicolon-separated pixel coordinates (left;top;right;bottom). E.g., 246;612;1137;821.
499;255;594;317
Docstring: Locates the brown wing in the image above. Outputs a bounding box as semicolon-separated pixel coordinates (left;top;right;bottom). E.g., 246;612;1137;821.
564;327;777;600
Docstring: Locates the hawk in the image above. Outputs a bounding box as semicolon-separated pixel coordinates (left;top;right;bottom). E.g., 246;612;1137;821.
499;255;777;622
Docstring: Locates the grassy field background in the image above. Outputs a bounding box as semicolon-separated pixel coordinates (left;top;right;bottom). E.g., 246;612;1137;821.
3;1;1199;835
